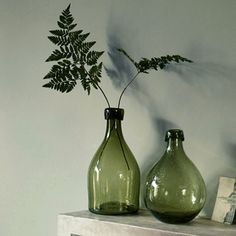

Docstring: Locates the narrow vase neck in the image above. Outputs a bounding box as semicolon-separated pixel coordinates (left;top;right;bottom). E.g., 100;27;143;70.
166;139;185;154
105;119;123;139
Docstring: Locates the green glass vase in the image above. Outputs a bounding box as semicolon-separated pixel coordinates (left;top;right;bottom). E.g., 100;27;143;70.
88;108;140;215
144;129;206;223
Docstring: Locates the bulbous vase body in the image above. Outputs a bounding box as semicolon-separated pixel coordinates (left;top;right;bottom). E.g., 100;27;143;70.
144;129;206;223
88;108;140;215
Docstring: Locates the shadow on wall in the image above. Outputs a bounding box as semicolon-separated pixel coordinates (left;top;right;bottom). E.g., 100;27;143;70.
225;143;236;166
106;21;236;217
167;44;236;96
105;32;138;91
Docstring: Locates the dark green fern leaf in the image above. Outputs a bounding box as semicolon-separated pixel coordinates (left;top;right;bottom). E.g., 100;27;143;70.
118;49;192;74
72;33;90;48
58;59;71;67
60;4;74;26
43;79;76;93
57;21;67;29
172;55;192;63
89;63;102;88
80;77;91;94
69;23;77;31
49;29;67;36
77;66;87;80
86;51;104;65
43;71;54;80
89;62;102;78
43;63;77;93
135;55;192;73
79;41;96;54
70;65;80;79
56;4;75;32
68;30;83;43
43;65;61;79
48;36;69;46
46;49;71;62
77;66;90;94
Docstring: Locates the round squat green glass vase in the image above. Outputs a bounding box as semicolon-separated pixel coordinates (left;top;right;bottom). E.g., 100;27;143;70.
88;108;140;215
144;129;206;223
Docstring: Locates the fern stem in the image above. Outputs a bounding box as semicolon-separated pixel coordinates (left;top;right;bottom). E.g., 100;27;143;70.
83;66;110;108
117;48;136;65
116;129;130;170
117;72;140;108
96;83;111;108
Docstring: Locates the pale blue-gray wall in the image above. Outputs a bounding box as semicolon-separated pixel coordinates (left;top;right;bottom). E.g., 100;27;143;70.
1;0;236;235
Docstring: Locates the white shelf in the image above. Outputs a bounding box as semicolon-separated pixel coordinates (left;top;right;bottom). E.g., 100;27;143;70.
58;209;236;236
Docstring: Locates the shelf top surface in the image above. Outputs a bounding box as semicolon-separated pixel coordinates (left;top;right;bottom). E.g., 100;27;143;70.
59;209;236;236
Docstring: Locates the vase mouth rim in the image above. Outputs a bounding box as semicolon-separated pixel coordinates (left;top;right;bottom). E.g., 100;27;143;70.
104;107;124;120
165;129;184;141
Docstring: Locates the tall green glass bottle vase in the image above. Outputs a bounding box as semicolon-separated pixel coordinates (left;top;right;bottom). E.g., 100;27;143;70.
144;129;206;223
88;108;140;215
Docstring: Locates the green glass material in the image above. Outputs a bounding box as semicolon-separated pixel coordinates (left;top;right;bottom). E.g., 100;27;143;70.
88;108;140;215
144;129;206;224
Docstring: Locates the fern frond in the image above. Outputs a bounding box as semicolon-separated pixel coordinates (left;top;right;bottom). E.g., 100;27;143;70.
61;4;74;26
68;30;83;42
89;62;102;78
80;77;91;95
43;4;106;99
136;55;192;73
70;65;80;79
86;51;104;65
43;64;77;93
117;49;193;107
69;24;77;31
88;63;102;88
43;79;76;93
49;29;67;36
57;59;71;67
48;36;69;46
76;66;90;94
43;65;61;79
57;21;67;29
72;33;90;47
118;49;192;73
79;41;96;54
45;49;71;62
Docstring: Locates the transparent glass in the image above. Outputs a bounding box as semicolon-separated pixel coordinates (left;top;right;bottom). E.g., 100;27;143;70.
88;108;140;215
144;129;206;223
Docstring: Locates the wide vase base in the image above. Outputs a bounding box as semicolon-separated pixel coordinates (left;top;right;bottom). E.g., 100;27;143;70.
150;210;201;224
89;201;138;215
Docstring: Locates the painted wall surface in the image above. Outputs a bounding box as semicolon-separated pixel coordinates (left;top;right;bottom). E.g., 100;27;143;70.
1;0;236;235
